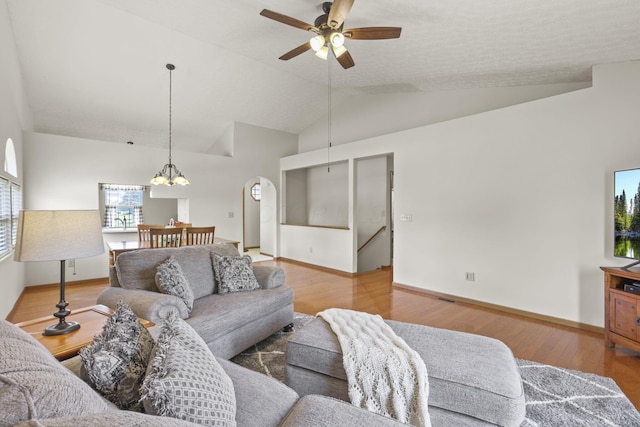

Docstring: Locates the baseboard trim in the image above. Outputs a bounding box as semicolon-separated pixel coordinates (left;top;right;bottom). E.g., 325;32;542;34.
6;278;109;322
278;258;356;277
393;282;604;335
23;277;110;291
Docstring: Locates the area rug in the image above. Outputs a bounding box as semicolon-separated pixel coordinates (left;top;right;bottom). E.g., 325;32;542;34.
231;313;640;426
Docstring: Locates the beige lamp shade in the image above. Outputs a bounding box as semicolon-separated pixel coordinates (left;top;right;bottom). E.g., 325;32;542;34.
14;210;105;262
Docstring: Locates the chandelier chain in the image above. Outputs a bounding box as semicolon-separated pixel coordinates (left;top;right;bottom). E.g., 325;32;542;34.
168;65;172;166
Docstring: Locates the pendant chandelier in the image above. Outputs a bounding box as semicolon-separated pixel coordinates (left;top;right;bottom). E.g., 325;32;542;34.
150;63;190;186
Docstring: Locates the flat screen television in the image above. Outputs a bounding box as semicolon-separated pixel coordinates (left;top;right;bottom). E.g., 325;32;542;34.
614;167;640;267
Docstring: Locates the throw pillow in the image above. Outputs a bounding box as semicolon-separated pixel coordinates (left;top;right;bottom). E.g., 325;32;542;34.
155;256;195;312
80;300;155;412
211;253;260;294
140;312;237;427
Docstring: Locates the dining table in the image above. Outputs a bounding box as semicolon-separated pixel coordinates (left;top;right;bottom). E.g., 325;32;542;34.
107;237;240;265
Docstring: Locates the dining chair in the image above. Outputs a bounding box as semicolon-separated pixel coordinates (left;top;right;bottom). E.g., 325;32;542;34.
185;226;215;246
137;224;165;242
149;227;183;248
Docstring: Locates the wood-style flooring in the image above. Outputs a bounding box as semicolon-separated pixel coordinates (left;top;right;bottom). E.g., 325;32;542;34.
7;259;640;411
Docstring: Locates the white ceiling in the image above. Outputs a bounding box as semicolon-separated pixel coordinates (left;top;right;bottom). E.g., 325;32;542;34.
6;0;640;154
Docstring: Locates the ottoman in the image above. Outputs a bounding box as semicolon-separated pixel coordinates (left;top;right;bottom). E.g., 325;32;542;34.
286;317;526;427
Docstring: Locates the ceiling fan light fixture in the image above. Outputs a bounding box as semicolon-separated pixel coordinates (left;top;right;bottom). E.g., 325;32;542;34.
329;32;345;48
315;45;329;60
310;35;325;52
332;44;347;58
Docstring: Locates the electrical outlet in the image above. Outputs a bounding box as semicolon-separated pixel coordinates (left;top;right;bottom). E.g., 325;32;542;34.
68;259;75;268
309;247;313;253
465;272;475;281
400;214;413;222
228;211;234;219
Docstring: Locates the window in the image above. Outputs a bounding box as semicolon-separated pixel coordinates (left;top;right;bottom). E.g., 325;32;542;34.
251;183;261;201
100;184;148;228
0;178;20;257
4;138;17;177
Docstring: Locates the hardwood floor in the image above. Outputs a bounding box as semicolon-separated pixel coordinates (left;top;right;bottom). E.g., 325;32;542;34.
7;259;640;411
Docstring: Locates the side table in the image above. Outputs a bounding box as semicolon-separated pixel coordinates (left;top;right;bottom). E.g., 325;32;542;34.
14;304;154;360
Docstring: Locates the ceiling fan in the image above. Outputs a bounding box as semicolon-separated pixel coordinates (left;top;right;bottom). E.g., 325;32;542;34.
260;0;401;70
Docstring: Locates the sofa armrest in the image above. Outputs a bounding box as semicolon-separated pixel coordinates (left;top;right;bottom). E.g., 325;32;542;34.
253;265;285;290
97;287;189;324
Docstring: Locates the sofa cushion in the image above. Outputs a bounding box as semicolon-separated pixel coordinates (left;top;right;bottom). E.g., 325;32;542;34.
279;395;407;427
141;312;236;426
116;244;239;299
155;256;195;312
0;320;112;426
187;286;293;346
212;253;260;294
287;317;526;427
80;300;155;411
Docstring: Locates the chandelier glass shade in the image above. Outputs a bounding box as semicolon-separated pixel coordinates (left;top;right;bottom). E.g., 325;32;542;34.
150;63;190;186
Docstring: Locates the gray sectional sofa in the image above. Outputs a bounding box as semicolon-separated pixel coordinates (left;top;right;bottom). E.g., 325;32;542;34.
0;318;410;427
97;243;294;359
2;242;411;426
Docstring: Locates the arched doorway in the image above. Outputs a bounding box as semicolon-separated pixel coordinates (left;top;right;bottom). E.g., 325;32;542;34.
242;177;277;261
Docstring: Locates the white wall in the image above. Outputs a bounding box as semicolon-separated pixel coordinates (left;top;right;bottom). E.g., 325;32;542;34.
0;0;30;319
282;60;640;328
307;162;349;227
280;225;354;272
20;123;297;287
298;83;591;153
142;194;177;226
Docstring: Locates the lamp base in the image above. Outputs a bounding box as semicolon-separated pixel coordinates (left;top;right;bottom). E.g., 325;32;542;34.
43;320;80;336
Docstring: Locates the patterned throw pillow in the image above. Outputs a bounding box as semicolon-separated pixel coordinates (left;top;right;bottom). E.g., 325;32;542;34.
211;253;260;294
80;300;155;412
140;312;237;427
155;256;195;312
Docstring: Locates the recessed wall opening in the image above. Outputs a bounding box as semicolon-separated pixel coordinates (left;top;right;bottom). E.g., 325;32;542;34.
283;161;348;228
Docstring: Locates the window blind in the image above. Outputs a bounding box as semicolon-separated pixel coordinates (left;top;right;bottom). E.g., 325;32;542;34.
0;178;10;257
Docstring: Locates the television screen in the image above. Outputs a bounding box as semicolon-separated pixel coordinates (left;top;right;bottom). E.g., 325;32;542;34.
614;168;640;262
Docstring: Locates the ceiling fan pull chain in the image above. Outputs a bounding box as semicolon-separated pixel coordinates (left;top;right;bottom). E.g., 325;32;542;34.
327;60;332;173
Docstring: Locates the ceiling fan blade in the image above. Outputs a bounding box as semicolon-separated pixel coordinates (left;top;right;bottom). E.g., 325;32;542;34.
335;50;355;69
260;9;317;32
343;27;402;40
327;0;354;29
279;42;312;61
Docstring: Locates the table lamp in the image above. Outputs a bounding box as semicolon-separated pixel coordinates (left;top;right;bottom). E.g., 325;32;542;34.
14;210;105;336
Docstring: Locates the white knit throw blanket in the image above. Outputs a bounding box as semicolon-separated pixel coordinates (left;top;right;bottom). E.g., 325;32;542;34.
317;308;431;427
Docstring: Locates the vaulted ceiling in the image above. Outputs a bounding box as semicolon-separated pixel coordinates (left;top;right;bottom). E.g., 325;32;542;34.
6;0;640;154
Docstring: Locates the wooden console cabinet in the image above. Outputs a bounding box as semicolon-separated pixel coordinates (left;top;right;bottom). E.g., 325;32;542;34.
601;266;640;352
